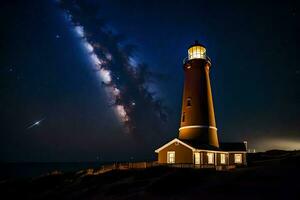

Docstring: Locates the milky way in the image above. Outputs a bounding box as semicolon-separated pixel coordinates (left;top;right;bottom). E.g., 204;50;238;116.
72;23;128;123
58;0;169;141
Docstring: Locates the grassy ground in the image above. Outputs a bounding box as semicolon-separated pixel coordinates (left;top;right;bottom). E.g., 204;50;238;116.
1;150;299;200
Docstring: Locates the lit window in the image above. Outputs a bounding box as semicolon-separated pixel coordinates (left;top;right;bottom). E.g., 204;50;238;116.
182;112;185;122
207;152;214;164
167;151;175;164
188;45;206;60
234;154;242;163
220;154;226;164
187;97;192;107
194;152;200;164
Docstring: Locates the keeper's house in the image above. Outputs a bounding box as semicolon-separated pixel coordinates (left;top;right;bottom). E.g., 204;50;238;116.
155;138;247;167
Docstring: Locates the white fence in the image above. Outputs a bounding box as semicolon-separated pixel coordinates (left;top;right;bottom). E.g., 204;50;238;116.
77;162;236;176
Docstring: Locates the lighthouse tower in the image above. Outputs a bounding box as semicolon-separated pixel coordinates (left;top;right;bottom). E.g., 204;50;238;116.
178;41;219;148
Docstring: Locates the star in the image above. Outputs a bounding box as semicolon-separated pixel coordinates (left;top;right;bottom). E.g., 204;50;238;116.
56;34;61;39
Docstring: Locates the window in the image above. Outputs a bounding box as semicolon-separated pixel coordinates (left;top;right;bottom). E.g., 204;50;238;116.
220;154;226;164
194;152;200;164
167;151;175;164
187;97;192;107
182;112;185;122
207;152;214;164
234;154;242;164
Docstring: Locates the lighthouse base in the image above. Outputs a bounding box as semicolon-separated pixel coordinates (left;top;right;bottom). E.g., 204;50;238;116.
178;127;219;148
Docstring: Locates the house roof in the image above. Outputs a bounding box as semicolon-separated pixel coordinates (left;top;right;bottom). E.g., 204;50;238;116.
220;142;247;151
181;140;221;151
155;138;247;153
155;138;195;153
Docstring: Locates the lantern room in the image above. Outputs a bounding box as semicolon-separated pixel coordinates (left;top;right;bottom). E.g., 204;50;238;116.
187;41;207;60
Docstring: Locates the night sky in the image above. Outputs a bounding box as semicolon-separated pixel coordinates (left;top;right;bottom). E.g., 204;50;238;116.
1;0;299;162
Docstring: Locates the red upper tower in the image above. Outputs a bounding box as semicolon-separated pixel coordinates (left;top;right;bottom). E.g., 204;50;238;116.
178;41;219;148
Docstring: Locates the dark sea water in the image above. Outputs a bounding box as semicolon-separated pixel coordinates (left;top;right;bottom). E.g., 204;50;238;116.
0;162;106;179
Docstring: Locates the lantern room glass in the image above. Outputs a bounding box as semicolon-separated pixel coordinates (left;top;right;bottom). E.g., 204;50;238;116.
188;45;206;60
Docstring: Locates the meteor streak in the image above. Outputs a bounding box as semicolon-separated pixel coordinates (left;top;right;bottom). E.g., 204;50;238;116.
27;118;46;129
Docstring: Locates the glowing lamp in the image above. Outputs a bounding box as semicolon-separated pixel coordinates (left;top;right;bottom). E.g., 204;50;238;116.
188;41;206;60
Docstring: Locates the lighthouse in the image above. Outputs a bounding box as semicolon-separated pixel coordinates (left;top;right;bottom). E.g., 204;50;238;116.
178;41;219;148
155;41;247;168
